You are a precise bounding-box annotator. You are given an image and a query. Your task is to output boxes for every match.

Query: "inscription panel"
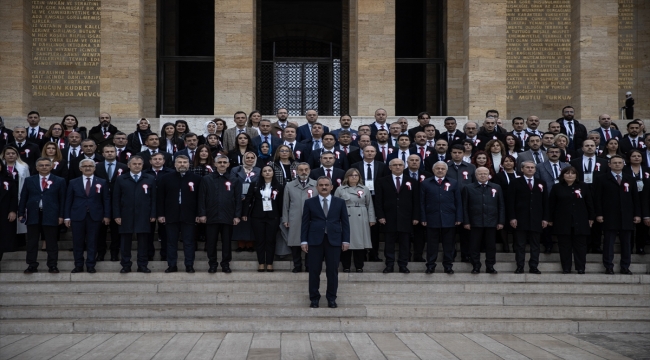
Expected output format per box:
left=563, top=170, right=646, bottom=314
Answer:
left=618, top=0, right=635, bottom=94
left=506, top=0, right=572, bottom=118
left=31, top=0, right=101, bottom=115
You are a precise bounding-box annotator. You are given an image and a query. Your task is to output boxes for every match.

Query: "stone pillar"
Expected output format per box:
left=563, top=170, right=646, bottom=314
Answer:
left=100, top=0, right=146, bottom=118
left=349, top=0, right=395, bottom=116
left=463, top=0, right=507, bottom=119
left=214, top=0, right=256, bottom=115
left=636, top=0, right=650, bottom=119
left=445, top=0, right=465, bottom=116
left=0, top=0, right=32, bottom=117
left=570, top=0, right=619, bottom=120
left=143, top=0, right=157, bottom=118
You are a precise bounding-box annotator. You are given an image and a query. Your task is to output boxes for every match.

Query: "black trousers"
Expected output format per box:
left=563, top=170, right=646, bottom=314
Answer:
left=557, top=231, right=587, bottom=271
left=252, top=217, right=279, bottom=265
left=97, top=219, right=120, bottom=257
left=469, top=227, right=496, bottom=269
left=589, top=221, right=603, bottom=251
left=120, top=233, right=149, bottom=268
left=206, top=223, right=232, bottom=267
left=411, top=224, right=425, bottom=260
left=166, top=222, right=196, bottom=267
left=603, top=230, right=632, bottom=270
left=71, top=214, right=101, bottom=268
left=148, top=221, right=167, bottom=259
left=291, top=246, right=307, bottom=268
left=514, top=230, right=541, bottom=269
left=26, top=212, right=58, bottom=268
left=426, top=227, right=456, bottom=270
left=368, top=221, right=381, bottom=259
left=307, top=235, right=340, bottom=302
left=542, top=226, right=553, bottom=250
left=341, top=249, right=365, bottom=269
left=457, top=225, right=470, bottom=258
left=384, top=231, right=410, bottom=268
left=634, top=222, right=648, bottom=251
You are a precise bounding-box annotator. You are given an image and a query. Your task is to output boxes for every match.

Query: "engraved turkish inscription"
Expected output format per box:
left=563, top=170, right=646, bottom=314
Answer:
left=31, top=0, right=101, bottom=98
left=506, top=0, right=572, bottom=113
left=618, top=0, right=634, bottom=91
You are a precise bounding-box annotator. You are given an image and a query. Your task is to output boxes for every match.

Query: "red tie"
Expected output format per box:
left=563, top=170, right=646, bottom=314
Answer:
left=604, top=129, right=610, bottom=141
left=437, top=178, right=442, bottom=185
left=85, top=177, right=91, bottom=196
left=527, top=178, right=533, bottom=191
left=41, top=177, right=47, bottom=190
left=8, top=166, right=13, bottom=174
left=420, top=147, right=425, bottom=158
left=117, top=149, right=121, bottom=158
left=395, top=176, right=401, bottom=193
left=381, top=146, right=387, bottom=161
left=326, top=169, right=331, bottom=179
left=344, top=146, right=348, bottom=154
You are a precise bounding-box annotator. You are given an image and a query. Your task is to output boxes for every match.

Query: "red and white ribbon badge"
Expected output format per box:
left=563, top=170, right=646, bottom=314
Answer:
left=566, top=154, right=571, bottom=161
left=357, top=190, right=364, bottom=198
left=493, top=136, right=497, bottom=140
left=624, top=183, right=629, bottom=192
left=575, top=189, right=582, bottom=198
left=419, top=175, right=425, bottom=183
left=292, top=169, right=297, bottom=178
left=538, top=183, right=544, bottom=192
left=46, top=180, right=52, bottom=189
left=95, top=184, right=102, bottom=193
left=206, top=165, right=213, bottom=173
left=352, top=133, right=357, bottom=140
left=645, top=172, right=650, bottom=179
left=335, top=151, right=340, bottom=159
left=225, top=181, right=231, bottom=191
left=444, top=182, right=451, bottom=191
left=595, top=163, right=601, bottom=171
left=117, top=168, right=123, bottom=176
left=3, top=181, right=8, bottom=190
left=425, top=151, right=431, bottom=157
left=126, top=152, right=132, bottom=159
left=491, top=188, right=497, bottom=197
left=276, top=130, right=282, bottom=138
left=337, top=178, right=342, bottom=185
left=405, top=182, right=412, bottom=190
left=24, top=149, right=30, bottom=158
left=272, top=190, right=278, bottom=200
left=59, top=140, right=65, bottom=149
left=474, top=139, right=481, bottom=145
left=188, top=182, right=194, bottom=191
left=104, top=132, right=111, bottom=139
left=307, top=189, right=313, bottom=198
left=295, top=150, right=301, bottom=158
left=53, top=161, right=59, bottom=169
left=462, top=171, right=468, bottom=180
left=2, top=133, right=6, bottom=140
left=388, top=148, right=394, bottom=154
left=38, top=132, right=43, bottom=139
left=142, top=184, right=149, bottom=194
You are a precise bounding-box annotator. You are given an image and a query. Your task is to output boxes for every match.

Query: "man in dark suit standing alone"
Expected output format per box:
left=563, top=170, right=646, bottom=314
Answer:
left=64, top=159, right=111, bottom=273
left=19, top=158, right=67, bottom=273
left=301, top=176, right=350, bottom=308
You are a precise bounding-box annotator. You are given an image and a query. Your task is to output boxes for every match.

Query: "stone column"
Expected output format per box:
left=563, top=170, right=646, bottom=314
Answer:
left=100, top=0, right=146, bottom=118
left=0, top=0, right=32, bottom=117
left=349, top=0, right=395, bottom=116
left=463, top=0, right=507, bottom=119
left=570, top=0, right=619, bottom=120
left=635, top=0, right=650, bottom=119
left=214, top=0, right=256, bottom=115
left=445, top=0, right=465, bottom=116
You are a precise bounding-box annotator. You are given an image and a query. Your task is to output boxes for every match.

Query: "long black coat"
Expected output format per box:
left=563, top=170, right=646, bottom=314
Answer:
left=594, top=173, right=641, bottom=231
left=570, top=157, right=609, bottom=190
left=243, top=180, right=284, bottom=219
left=374, top=175, right=420, bottom=233
left=506, top=177, right=549, bottom=232
left=88, top=124, right=119, bottom=153
left=548, top=182, right=594, bottom=235
left=198, top=172, right=242, bottom=224
left=112, top=173, right=157, bottom=234
left=156, top=171, right=202, bottom=224
left=462, top=182, right=505, bottom=227
left=0, top=177, right=18, bottom=252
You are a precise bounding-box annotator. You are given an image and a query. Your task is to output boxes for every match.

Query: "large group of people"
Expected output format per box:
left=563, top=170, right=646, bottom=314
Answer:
left=0, top=108, right=648, bottom=294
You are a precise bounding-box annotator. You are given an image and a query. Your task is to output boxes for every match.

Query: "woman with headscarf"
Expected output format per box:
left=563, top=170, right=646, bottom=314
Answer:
left=255, top=141, right=273, bottom=168
left=198, top=120, right=218, bottom=146
left=231, top=151, right=260, bottom=253
left=127, top=118, right=153, bottom=152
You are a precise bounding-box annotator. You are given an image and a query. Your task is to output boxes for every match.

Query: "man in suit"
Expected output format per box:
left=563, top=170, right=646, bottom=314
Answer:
left=157, top=155, right=202, bottom=273
left=113, top=155, right=157, bottom=273
left=301, top=176, right=350, bottom=308
left=68, top=139, right=105, bottom=180
left=525, top=115, right=544, bottom=137
left=594, top=155, right=640, bottom=274
left=18, top=158, right=66, bottom=273
left=282, top=163, right=317, bottom=272
left=281, top=125, right=310, bottom=162
left=25, top=111, right=46, bottom=147
left=330, top=114, right=357, bottom=140
left=424, top=138, right=450, bottom=170
left=619, top=121, right=645, bottom=155
left=64, top=159, right=111, bottom=273
left=309, top=151, right=345, bottom=191
left=112, top=132, right=135, bottom=164
left=375, top=129, right=394, bottom=163
left=61, top=131, right=83, bottom=168
left=300, top=122, right=326, bottom=152
left=173, top=133, right=199, bottom=163
left=252, top=119, right=283, bottom=154
left=507, top=161, right=549, bottom=274
left=9, top=126, right=40, bottom=174
left=445, top=144, right=477, bottom=261
left=592, top=114, right=622, bottom=148
left=375, top=158, right=420, bottom=273
left=144, top=152, right=175, bottom=261
left=95, top=144, right=129, bottom=261
left=557, top=106, right=588, bottom=151
left=420, top=161, right=463, bottom=274
left=270, top=108, right=299, bottom=138
left=540, top=132, right=556, bottom=152
left=463, top=122, right=482, bottom=150
left=347, top=135, right=383, bottom=165
left=410, top=132, right=435, bottom=160
left=307, top=133, right=348, bottom=170
left=478, top=117, right=506, bottom=145
left=386, top=135, right=419, bottom=168
left=462, top=167, right=505, bottom=274
left=222, top=111, right=259, bottom=151
left=404, top=155, right=433, bottom=262
left=334, top=130, right=358, bottom=158
left=296, top=109, right=330, bottom=142
left=87, top=112, right=119, bottom=154
left=369, top=108, right=390, bottom=141
left=422, top=124, right=439, bottom=149
left=408, top=112, right=431, bottom=141
left=517, top=134, right=548, bottom=168
left=437, top=117, right=465, bottom=146
left=508, top=117, right=529, bottom=150
left=387, top=123, right=403, bottom=148
left=137, top=133, right=173, bottom=170
left=644, top=133, right=650, bottom=168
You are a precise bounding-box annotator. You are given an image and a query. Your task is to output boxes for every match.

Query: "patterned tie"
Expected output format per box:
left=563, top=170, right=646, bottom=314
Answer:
left=326, top=169, right=331, bottom=179
left=395, top=176, right=401, bottom=193
left=85, top=177, right=91, bottom=196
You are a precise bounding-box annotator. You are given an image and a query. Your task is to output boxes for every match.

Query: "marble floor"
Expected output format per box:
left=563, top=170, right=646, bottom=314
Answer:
left=1, top=332, right=648, bottom=360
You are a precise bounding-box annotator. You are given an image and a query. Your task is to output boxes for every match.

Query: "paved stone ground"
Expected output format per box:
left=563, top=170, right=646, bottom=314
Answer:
left=1, top=332, right=647, bottom=359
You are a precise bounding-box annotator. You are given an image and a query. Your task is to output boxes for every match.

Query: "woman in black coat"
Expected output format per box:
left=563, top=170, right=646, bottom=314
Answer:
left=0, top=162, right=19, bottom=262
left=623, top=149, right=649, bottom=255
left=548, top=166, right=594, bottom=274
left=493, top=155, right=519, bottom=252
left=242, top=165, right=284, bottom=272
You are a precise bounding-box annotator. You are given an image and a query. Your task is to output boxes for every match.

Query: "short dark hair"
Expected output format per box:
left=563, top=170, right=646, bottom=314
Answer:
left=322, top=133, right=336, bottom=141
left=234, top=111, right=247, bottom=118
left=184, top=132, right=198, bottom=139
left=527, top=134, right=541, bottom=143
left=114, top=131, right=127, bottom=137
left=558, top=166, right=579, bottom=185
left=562, top=105, right=574, bottom=112
left=418, top=112, right=431, bottom=119
left=485, top=110, right=499, bottom=117
left=451, top=144, right=464, bottom=152
left=397, top=134, right=410, bottom=141
left=146, top=133, right=159, bottom=141
left=444, top=117, right=456, bottom=123
left=627, top=121, right=640, bottom=129
left=512, top=117, right=524, bottom=124
left=608, top=154, right=624, bottom=162
left=28, top=110, right=40, bottom=117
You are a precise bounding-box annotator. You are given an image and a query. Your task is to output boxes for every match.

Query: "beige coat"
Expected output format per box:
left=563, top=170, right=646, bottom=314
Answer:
left=281, top=178, right=318, bottom=246
left=334, top=185, right=375, bottom=249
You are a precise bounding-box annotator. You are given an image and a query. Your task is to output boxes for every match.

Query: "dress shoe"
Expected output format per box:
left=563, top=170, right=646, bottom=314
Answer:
left=471, top=267, right=480, bottom=274
left=258, top=264, right=265, bottom=272
left=292, top=266, right=302, bottom=273
left=222, top=266, right=232, bottom=273
left=620, top=268, right=633, bottom=275
left=120, top=267, right=131, bottom=273
left=235, top=246, right=244, bottom=252
left=87, top=267, right=96, bottom=273
left=605, top=268, right=615, bottom=275
left=343, top=268, right=350, bottom=273
left=486, top=267, right=498, bottom=274
left=137, top=267, right=151, bottom=273
left=398, top=267, right=410, bottom=274
left=638, top=249, right=646, bottom=255
left=24, top=266, right=38, bottom=274
left=266, top=265, right=274, bottom=272
left=71, top=267, right=84, bottom=273
left=110, top=256, right=119, bottom=262
left=327, top=301, right=338, bottom=308
left=425, top=267, right=435, bottom=274
left=577, top=270, right=585, bottom=274
left=310, top=301, right=319, bottom=308
left=529, top=268, right=541, bottom=274
left=165, top=266, right=178, bottom=273
left=186, top=266, right=195, bottom=273
left=514, top=267, right=524, bottom=274
left=48, top=267, right=60, bottom=274
left=356, top=268, right=363, bottom=273
left=208, top=266, right=218, bottom=273
left=382, top=266, right=394, bottom=273
left=562, top=270, right=571, bottom=274
left=444, top=268, right=454, bottom=274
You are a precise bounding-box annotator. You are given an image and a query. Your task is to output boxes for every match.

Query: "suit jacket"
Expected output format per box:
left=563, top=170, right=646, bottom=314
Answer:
left=619, top=135, right=646, bottom=156
left=478, top=129, right=506, bottom=146
left=282, top=141, right=310, bottom=162
left=64, top=176, right=111, bottom=222
left=173, top=148, right=199, bottom=163
left=594, top=172, right=640, bottom=231
left=300, top=196, right=350, bottom=246
left=0, top=127, right=15, bottom=150
left=537, top=161, right=569, bottom=192
left=25, top=126, right=46, bottom=146
left=351, top=160, right=389, bottom=185
left=50, top=158, right=69, bottom=180
left=556, top=119, right=588, bottom=151
left=506, top=177, right=549, bottom=232
left=423, top=152, right=450, bottom=172
left=88, top=124, right=119, bottom=153
left=516, top=149, right=549, bottom=169
left=548, top=181, right=594, bottom=235
left=137, top=149, right=173, bottom=169
left=296, top=123, right=330, bottom=143
left=94, top=161, right=129, bottom=192
left=309, top=167, right=345, bottom=191
left=437, top=130, right=466, bottom=146
left=462, top=182, right=505, bottom=227
left=18, top=174, right=67, bottom=226
left=330, top=128, right=358, bottom=141
left=9, top=142, right=40, bottom=174
left=387, top=149, right=423, bottom=168
left=144, top=167, right=174, bottom=181
left=347, top=148, right=384, bottom=166
left=569, top=157, right=609, bottom=189
left=252, top=135, right=283, bottom=155
left=112, top=173, right=157, bottom=233
left=593, top=127, right=622, bottom=148
left=156, top=171, right=202, bottom=223
left=114, top=147, right=136, bottom=164
left=197, top=172, right=242, bottom=224
left=222, top=127, right=259, bottom=152
left=68, top=154, right=105, bottom=180
left=307, top=148, right=348, bottom=170
left=369, top=122, right=391, bottom=141
left=403, top=169, right=433, bottom=183
left=374, top=175, right=420, bottom=233
left=409, top=126, right=439, bottom=141
left=419, top=176, right=463, bottom=228
left=444, top=161, right=476, bottom=188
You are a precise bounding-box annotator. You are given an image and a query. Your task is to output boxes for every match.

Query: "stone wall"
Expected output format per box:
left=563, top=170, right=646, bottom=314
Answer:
left=0, top=0, right=32, bottom=117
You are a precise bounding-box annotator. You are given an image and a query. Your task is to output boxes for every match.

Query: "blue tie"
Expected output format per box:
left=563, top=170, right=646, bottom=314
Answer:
left=134, top=174, right=139, bottom=182
left=107, top=163, right=114, bottom=179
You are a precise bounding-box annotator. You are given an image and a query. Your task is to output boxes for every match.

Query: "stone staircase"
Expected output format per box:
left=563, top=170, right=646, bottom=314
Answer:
left=1, top=241, right=649, bottom=335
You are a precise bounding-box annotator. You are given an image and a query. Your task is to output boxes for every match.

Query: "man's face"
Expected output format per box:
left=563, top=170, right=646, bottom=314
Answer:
left=146, top=136, right=160, bottom=148
left=305, top=110, right=318, bottom=124
left=484, top=118, right=496, bottom=132
left=444, top=120, right=456, bottom=132
left=276, top=109, right=288, bottom=121
left=113, top=134, right=127, bottom=147
left=68, top=132, right=81, bottom=146
left=321, top=154, right=335, bottom=167
left=609, top=157, right=624, bottom=172
left=358, top=136, right=371, bottom=149
left=317, top=179, right=333, bottom=197
left=259, top=122, right=272, bottom=135
left=563, top=108, right=574, bottom=120
left=418, top=114, right=430, bottom=126
left=311, top=125, right=323, bottom=137
left=397, top=119, right=408, bottom=132
left=358, top=126, right=371, bottom=136
left=82, top=142, right=96, bottom=155
left=99, top=113, right=111, bottom=127
left=475, top=167, right=490, bottom=183
left=582, top=140, right=596, bottom=156
left=13, top=128, right=26, bottom=142
left=283, top=128, right=296, bottom=141
left=389, top=124, right=401, bottom=137
left=27, top=113, right=40, bottom=127
left=424, top=127, right=436, bottom=139
left=150, top=154, right=165, bottom=168
left=375, top=110, right=387, bottom=124
left=103, top=147, right=117, bottom=161
left=389, top=160, right=404, bottom=175
left=376, top=131, right=388, bottom=143
left=513, top=119, right=525, bottom=132
left=128, top=159, right=143, bottom=173
left=214, top=157, right=229, bottom=173
left=542, top=134, right=555, bottom=147
left=185, top=136, right=198, bottom=150
left=414, top=133, right=427, bottom=146
left=451, top=149, right=464, bottom=162
left=322, top=136, right=336, bottom=149
left=433, top=163, right=447, bottom=178
left=627, top=124, right=640, bottom=137
left=175, top=158, right=189, bottom=173
left=465, top=123, right=478, bottom=137
left=340, top=116, right=352, bottom=128
left=528, top=137, right=541, bottom=150
left=407, top=155, right=421, bottom=170
left=363, top=146, right=377, bottom=160
left=599, top=115, right=611, bottom=128
left=338, top=134, right=351, bottom=146
left=588, top=133, right=600, bottom=145
left=522, top=163, right=536, bottom=177
left=435, top=140, right=448, bottom=154
left=297, top=165, right=310, bottom=179
left=547, top=147, right=560, bottom=161
left=80, top=162, right=96, bottom=176
left=548, top=122, right=561, bottom=134
left=527, top=116, right=540, bottom=129
left=36, top=160, right=52, bottom=176
left=397, top=137, right=410, bottom=149
left=234, top=113, right=247, bottom=127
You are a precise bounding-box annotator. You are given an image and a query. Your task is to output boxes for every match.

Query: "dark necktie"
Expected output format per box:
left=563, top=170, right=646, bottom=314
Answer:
left=30, top=128, right=36, bottom=138
left=401, top=151, right=406, bottom=163
left=107, top=163, right=114, bottom=179
left=439, top=154, right=444, bottom=161
left=264, top=136, right=268, bottom=143
left=587, top=157, right=593, bottom=173
left=448, top=134, right=453, bottom=143
left=85, top=177, right=91, bottom=196
left=567, top=122, right=574, bottom=136
left=616, top=174, right=621, bottom=185
left=411, top=172, right=417, bottom=179
left=190, top=150, right=195, bottom=161
left=527, top=178, right=533, bottom=191
left=437, top=178, right=442, bottom=185
left=553, top=163, right=559, bottom=179
left=367, top=164, right=373, bottom=180
left=533, top=152, right=541, bottom=164
left=326, top=169, right=331, bottom=179
left=395, top=176, right=401, bottom=193
left=632, top=139, right=637, bottom=148
left=134, top=174, right=139, bottom=182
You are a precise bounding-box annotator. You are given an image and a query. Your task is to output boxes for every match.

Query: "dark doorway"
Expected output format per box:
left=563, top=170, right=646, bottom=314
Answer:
left=157, top=0, right=215, bottom=115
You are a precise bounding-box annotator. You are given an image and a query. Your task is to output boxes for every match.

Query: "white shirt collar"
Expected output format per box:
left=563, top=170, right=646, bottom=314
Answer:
left=318, top=194, right=331, bottom=202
